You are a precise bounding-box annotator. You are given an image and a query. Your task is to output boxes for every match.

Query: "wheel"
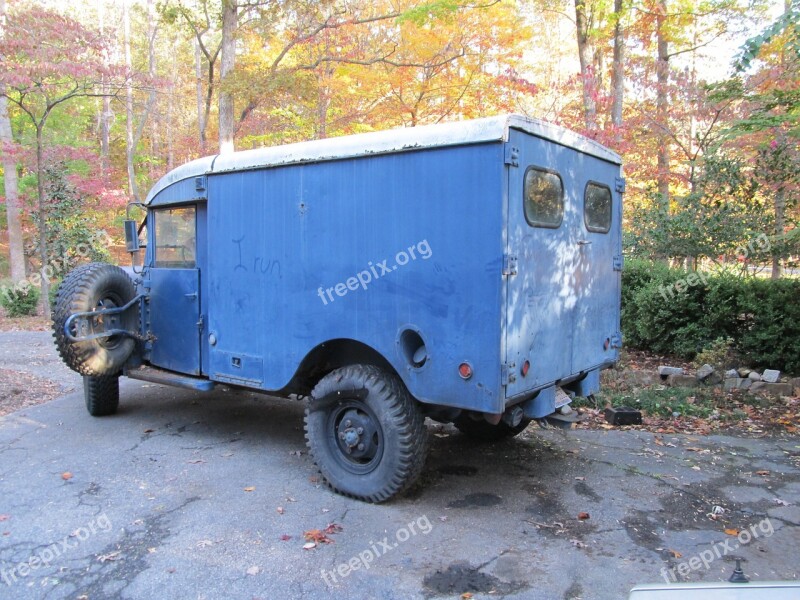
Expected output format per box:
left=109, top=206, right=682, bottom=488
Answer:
left=83, top=375, right=120, bottom=416
left=453, top=414, right=532, bottom=441
left=52, top=263, right=137, bottom=377
left=304, top=365, right=429, bottom=503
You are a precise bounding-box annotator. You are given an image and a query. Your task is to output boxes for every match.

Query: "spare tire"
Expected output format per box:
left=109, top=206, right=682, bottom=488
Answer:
left=52, top=262, right=138, bottom=377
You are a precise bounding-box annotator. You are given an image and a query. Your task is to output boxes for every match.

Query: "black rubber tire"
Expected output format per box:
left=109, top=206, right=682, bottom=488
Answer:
left=52, top=263, right=137, bottom=377
left=305, top=365, right=429, bottom=503
left=453, top=414, right=532, bottom=441
left=83, top=375, right=120, bottom=417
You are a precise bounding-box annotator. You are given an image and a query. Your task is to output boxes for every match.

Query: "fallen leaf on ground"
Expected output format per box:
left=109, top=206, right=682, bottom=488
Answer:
left=62, top=472, right=73, bottom=481
left=246, top=566, right=260, bottom=576
left=668, top=549, right=682, bottom=558
left=187, top=460, right=205, bottom=464
left=98, top=551, right=121, bottom=563
left=461, top=593, right=474, bottom=599
left=724, top=528, right=739, bottom=536
left=277, top=507, right=284, bottom=514
left=143, top=429, right=154, bottom=433
left=755, top=470, right=770, bottom=476
left=685, top=447, right=703, bottom=452
left=571, top=539, right=588, bottom=549
left=280, top=534, right=291, bottom=541
left=575, top=477, right=585, bottom=481
left=0, top=515, right=8, bottom=522
left=303, top=542, right=317, bottom=550
left=243, top=486, right=256, bottom=492
left=577, top=512, right=590, bottom=520
left=304, top=529, right=334, bottom=544
left=324, top=523, right=343, bottom=534
left=196, top=540, right=213, bottom=548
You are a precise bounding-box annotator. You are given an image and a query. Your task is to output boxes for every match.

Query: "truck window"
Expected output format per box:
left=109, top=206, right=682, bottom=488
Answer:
left=523, top=167, right=563, bottom=228
left=154, top=206, right=196, bottom=268
left=584, top=182, right=612, bottom=233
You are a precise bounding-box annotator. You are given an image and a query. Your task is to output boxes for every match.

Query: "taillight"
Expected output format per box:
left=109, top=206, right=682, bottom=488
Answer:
left=458, top=362, right=473, bottom=379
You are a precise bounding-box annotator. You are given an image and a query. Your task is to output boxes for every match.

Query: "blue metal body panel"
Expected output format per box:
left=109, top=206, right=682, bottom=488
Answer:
left=139, top=115, right=622, bottom=415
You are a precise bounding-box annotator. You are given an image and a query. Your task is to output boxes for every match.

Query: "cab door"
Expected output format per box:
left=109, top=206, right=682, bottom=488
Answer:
left=146, top=205, right=202, bottom=375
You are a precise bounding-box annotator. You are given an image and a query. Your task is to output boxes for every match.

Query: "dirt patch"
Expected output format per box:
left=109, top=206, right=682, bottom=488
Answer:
left=0, top=310, right=50, bottom=332
left=0, top=367, right=62, bottom=416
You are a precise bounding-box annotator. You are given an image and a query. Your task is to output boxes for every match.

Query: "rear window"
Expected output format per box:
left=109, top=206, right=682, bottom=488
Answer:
left=584, top=182, right=612, bottom=233
left=524, top=167, right=563, bottom=228
left=154, top=206, right=196, bottom=268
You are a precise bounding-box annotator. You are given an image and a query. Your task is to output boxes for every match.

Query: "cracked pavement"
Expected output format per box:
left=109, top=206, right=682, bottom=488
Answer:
left=0, top=332, right=798, bottom=599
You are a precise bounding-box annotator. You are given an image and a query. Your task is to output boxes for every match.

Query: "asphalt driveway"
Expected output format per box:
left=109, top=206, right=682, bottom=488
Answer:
left=0, top=332, right=798, bottom=599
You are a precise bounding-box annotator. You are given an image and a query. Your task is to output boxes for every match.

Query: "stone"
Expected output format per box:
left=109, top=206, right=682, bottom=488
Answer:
left=705, top=371, right=723, bottom=386
left=748, top=371, right=762, bottom=381
left=724, top=378, right=743, bottom=392
left=725, top=369, right=739, bottom=379
left=666, top=374, right=698, bottom=388
left=762, top=369, right=781, bottom=383
left=658, top=366, right=684, bottom=378
left=696, top=364, right=715, bottom=380
left=739, top=378, right=753, bottom=390
left=749, top=382, right=793, bottom=397
left=791, top=377, right=800, bottom=395
left=737, top=367, right=752, bottom=377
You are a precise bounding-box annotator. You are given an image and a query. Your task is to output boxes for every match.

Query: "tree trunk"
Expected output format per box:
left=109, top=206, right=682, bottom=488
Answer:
left=610, top=0, right=624, bottom=133
left=574, top=0, right=597, bottom=130
left=0, top=0, right=24, bottom=281
left=0, top=95, right=24, bottom=281
left=195, top=39, right=206, bottom=153
left=123, top=0, right=139, bottom=201
left=35, top=124, right=50, bottom=320
left=656, top=0, right=670, bottom=211
left=219, top=0, right=237, bottom=154
left=98, top=0, right=111, bottom=175
left=772, top=187, right=785, bottom=279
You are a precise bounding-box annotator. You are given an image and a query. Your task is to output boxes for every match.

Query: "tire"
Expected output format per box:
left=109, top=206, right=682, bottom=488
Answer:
left=84, top=375, right=120, bottom=416
left=305, top=365, right=429, bottom=503
left=454, top=414, right=532, bottom=441
left=52, top=263, right=137, bottom=377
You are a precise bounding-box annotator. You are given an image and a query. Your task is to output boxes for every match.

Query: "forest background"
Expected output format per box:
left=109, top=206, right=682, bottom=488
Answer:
left=0, top=0, right=797, bottom=330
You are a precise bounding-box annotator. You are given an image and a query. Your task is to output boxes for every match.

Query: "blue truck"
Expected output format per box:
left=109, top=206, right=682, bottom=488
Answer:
left=53, top=114, right=623, bottom=502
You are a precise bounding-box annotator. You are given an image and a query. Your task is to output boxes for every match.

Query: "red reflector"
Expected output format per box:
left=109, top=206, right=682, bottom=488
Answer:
left=458, top=362, right=473, bottom=379
left=521, top=360, right=530, bottom=377
left=604, top=338, right=610, bottom=350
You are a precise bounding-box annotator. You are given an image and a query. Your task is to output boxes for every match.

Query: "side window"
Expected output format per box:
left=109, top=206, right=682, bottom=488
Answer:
left=584, top=182, right=612, bottom=233
left=524, top=167, right=563, bottom=228
left=154, top=207, right=196, bottom=268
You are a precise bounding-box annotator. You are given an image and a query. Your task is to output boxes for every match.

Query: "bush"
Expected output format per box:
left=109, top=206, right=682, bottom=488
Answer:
left=622, top=261, right=800, bottom=373
left=0, top=281, right=41, bottom=317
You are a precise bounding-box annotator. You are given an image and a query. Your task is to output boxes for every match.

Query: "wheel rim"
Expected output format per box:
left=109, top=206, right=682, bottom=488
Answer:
left=326, top=400, right=383, bottom=474
left=93, top=293, right=124, bottom=349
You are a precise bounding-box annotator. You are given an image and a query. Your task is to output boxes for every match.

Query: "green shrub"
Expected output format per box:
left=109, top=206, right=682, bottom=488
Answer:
left=0, top=281, right=41, bottom=317
left=621, top=261, right=800, bottom=373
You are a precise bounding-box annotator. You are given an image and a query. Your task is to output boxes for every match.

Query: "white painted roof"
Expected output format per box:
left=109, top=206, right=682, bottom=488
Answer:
left=145, top=114, right=621, bottom=204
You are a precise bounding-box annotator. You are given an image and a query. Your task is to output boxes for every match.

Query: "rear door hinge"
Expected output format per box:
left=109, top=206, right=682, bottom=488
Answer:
left=503, top=254, right=518, bottom=276
left=197, top=314, right=204, bottom=331
left=615, top=176, right=626, bottom=194
left=501, top=363, right=516, bottom=386
left=504, top=145, right=520, bottom=167
left=613, top=254, right=623, bottom=271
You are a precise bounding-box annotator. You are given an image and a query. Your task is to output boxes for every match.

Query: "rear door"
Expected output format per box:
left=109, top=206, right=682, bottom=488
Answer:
left=504, top=128, right=621, bottom=399
left=504, top=129, right=579, bottom=397
left=146, top=205, right=202, bottom=375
